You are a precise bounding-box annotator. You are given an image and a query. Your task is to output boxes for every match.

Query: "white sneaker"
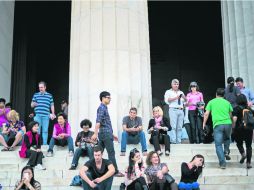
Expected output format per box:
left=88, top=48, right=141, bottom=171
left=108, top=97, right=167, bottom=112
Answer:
left=35, top=164, right=46, bottom=170
left=165, top=150, right=170, bottom=156
left=46, top=152, right=53, bottom=157
left=69, top=151, right=74, bottom=157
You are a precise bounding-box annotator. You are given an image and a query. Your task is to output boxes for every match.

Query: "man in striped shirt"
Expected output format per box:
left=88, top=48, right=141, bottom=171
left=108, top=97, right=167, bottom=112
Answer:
left=31, top=81, right=56, bottom=145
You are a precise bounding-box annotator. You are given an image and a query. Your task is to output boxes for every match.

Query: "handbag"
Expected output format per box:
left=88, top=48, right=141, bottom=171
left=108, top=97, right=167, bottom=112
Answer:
left=164, top=173, right=175, bottom=184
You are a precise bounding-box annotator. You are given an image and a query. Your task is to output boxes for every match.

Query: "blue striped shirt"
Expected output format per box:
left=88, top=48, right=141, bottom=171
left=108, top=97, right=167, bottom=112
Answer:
left=32, top=92, right=54, bottom=116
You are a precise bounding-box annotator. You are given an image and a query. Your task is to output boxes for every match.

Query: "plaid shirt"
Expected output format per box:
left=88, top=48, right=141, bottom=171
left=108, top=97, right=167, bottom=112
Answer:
left=96, top=103, right=113, bottom=134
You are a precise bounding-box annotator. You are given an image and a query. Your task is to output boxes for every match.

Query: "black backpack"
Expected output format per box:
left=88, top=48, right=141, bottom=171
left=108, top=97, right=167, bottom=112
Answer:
left=242, top=108, right=254, bottom=130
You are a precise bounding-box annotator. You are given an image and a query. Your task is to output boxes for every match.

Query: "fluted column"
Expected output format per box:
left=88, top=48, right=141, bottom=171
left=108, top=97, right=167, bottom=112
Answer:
left=69, top=0, right=152, bottom=138
left=221, top=1, right=254, bottom=88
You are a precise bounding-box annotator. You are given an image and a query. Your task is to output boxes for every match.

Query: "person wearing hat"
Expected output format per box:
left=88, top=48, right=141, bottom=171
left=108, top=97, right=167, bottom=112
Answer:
left=69, top=119, right=97, bottom=170
left=164, top=79, right=186, bottom=144
left=186, top=81, right=204, bottom=144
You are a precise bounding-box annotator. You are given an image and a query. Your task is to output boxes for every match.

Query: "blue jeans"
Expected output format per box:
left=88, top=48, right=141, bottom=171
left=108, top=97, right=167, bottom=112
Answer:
left=213, top=124, right=232, bottom=166
left=82, top=172, right=113, bottom=190
left=169, top=108, right=184, bottom=144
left=121, top=131, right=147, bottom=152
left=71, top=147, right=93, bottom=166
left=34, top=115, right=50, bottom=145
left=48, top=136, right=74, bottom=153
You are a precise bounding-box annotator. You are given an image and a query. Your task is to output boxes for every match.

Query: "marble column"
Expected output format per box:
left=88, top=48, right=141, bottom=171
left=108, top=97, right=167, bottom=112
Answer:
left=221, top=1, right=254, bottom=89
left=69, top=0, right=152, bottom=138
left=0, top=1, right=14, bottom=101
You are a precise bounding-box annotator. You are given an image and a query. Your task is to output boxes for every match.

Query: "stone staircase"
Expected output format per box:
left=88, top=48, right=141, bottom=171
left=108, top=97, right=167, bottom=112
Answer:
left=0, top=143, right=254, bottom=190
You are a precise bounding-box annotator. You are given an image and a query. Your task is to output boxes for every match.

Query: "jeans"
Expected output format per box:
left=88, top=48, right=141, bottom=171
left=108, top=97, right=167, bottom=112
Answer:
left=98, top=132, right=118, bottom=173
left=48, top=136, right=74, bottom=153
left=188, top=110, right=203, bottom=143
left=71, top=146, right=93, bottom=166
left=34, top=115, right=50, bottom=145
left=168, top=108, right=184, bottom=144
left=121, top=131, right=147, bottom=152
left=26, top=149, right=43, bottom=167
left=82, top=172, right=113, bottom=190
left=213, top=124, right=232, bottom=166
left=235, top=128, right=253, bottom=163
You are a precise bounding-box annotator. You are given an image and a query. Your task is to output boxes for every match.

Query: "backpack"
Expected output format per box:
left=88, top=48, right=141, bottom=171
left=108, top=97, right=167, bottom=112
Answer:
left=70, top=175, right=82, bottom=186
left=242, top=108, right=254, bottom=130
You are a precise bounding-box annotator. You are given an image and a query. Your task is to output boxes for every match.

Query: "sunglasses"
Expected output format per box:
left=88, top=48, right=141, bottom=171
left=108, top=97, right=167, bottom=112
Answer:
left=190, top=85, right=197, bottom=87
left=105, top=96, right=111, bottom=99
left=130, top=148, right=138, bottom=154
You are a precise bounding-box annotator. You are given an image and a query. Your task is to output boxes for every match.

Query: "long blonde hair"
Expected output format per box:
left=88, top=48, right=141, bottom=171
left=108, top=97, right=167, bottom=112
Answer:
left=152, top=106, right=163, bottom=117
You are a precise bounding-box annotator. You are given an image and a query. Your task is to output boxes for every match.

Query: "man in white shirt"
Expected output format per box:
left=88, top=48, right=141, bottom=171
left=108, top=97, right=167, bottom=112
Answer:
left=164, top=79, right=186, bottom=144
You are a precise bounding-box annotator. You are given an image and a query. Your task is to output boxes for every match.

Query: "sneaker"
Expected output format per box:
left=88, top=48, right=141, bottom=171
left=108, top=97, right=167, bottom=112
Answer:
left=114, top=171, right=124, bottom=177
left=69, top=165, right=77, bottom=170
left=34, top=164, right=46, bottom=170
left=240, top=154, right=246, bottom=164
left=157, top=151, right=163, bottom=156
left=165, top=150, right=170, bottom=156
left=8, top=147, right=14, bottom=151
left=120, top=152, right=126, bottom=156
left=69, top=151, right=74, bottom=157
left=46, top=151, right=53, bottom=157
left=247, top=163, right=252, bottom=169
left=225, top=154, right=231, bottom=160
left=142, top=151, right=148, bottom=156
left=220, top=164, right=226, bottom=169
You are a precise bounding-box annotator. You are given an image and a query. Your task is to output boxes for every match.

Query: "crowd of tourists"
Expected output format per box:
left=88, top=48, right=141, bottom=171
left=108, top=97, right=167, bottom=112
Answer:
left=0, top=76, right=253, bottom=190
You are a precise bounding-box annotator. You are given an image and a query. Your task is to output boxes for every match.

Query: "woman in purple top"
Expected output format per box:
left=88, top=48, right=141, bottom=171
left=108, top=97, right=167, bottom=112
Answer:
left=0, top=110, right=26, bottom=151
left=186, top=82, right=204, bottom=144
left=0, top=98, right=10, bottom=128
left=46, top=112, right=74, bottom=157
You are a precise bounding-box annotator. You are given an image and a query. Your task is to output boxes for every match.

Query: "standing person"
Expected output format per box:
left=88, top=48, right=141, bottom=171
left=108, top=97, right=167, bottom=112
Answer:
left=61, top=100, right=68, bottom=117
left=186, top=82, right=204, bottom=144
left=79, top=145, right=115, bottom=190
left=120, top=107, right=147, bottom=156
left=235, top=77, right=254, bottom=107
left=232, top=94, right=253, bottom=169
left=19, top=121, right=46, bottom=170
left=203, top=88, right=233, bottom=169
left=164, top=79, right=186, bottom=144
left=15, top=166, right=41, bottom=190
left=31, top=81, right=56, bottom=145
left=0, top=98, right=10, bottom=128
left=124, top=148, right=148, bottom=190
left=224, top=77, right=241, bottom=108
left=148, top=106, right=171, bottom=156
left=145, top=151, right=178, bottom=190
left=46, top=113, right=74, bottom=157
left=91, top=91, right=124, bottom=177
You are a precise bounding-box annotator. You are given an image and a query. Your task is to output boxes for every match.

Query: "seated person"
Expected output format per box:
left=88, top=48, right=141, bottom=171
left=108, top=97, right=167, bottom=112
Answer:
left=69, top=119, right=97, bottom=170
left=144, top=151, right=178, bottom=190
left=124, top=148, right=148, bottom=190
left=46, top=113, right=74, bottom=157
left=0, top=110, right=26, bottom=151
left=19, top=121, right=46, bottom=170
left=15, top=165, right=41, bottom=190
left=0, top=98, right=10, bottom=128
left=179, top=154, right=204, bottom=190
left=79, top=145, right=115, bottom=190
left=148, top=106, right=171, bottom=156
left=120, top=107, right=147, bottom=156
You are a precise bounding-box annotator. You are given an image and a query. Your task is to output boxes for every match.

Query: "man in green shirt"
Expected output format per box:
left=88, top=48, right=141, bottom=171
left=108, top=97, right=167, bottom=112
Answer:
left=203, top=88, right=233, bottom=169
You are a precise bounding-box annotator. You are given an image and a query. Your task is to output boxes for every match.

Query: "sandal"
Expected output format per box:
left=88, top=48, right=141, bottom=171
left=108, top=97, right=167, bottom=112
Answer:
left=1, top=147, right=9, bottom=151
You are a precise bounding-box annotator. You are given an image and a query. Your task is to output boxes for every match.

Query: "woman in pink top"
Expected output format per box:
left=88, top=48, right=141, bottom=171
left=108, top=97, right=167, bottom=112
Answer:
left=186, top=82, right=204, bottom=144
left=46, top=112, right=74, bottom=157
left=0, top=98, right=10, bottom=128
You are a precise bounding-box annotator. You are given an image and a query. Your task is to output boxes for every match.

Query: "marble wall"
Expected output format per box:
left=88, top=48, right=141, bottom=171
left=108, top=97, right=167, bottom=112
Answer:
left=0, top=1, right=14, bottom=101
left=221, top=1, right=254, bottom=89
left=69, top=0, right=152, bottom=138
